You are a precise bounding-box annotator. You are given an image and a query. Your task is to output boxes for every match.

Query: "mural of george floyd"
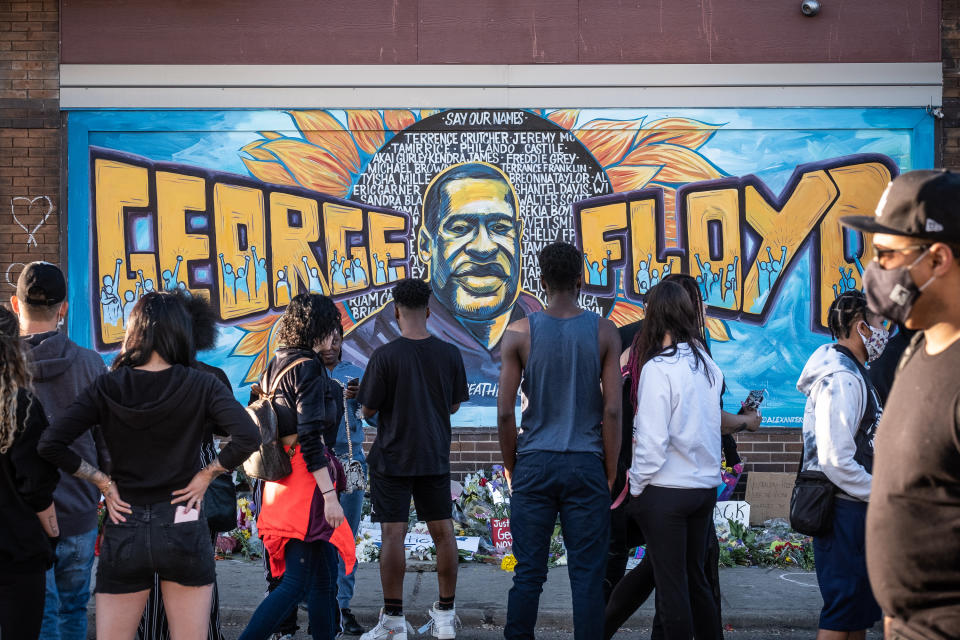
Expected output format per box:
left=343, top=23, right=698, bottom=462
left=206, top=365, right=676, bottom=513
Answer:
left=66, top=106, right=930, bottom=428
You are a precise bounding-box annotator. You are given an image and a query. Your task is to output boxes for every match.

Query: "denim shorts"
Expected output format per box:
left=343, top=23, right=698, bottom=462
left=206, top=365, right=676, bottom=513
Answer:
left=96, top=500, right=216, bottom=594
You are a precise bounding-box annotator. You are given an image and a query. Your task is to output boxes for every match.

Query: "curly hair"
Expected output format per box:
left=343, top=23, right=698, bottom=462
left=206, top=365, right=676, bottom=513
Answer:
left=392, top=278, right=431, bottom=309
left=0, top=306, right=32, bottom=454
left=112, top=292, right=193, bottom=370
left=173, top=291, right=219, bottom=353
left=828, top=290, right=868, bottom=340
left=275, top=294, right=342, bottom=349
left=538, top=241, right=582, bottom=292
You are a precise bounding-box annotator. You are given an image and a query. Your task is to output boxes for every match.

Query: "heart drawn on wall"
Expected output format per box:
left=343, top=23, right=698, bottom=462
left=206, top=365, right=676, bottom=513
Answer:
left=11, top=195, right=54, bottom=248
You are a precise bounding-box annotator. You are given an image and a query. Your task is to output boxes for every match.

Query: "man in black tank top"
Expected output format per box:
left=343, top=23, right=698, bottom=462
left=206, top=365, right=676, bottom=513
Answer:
left=498, top=242, right=622, bottom=640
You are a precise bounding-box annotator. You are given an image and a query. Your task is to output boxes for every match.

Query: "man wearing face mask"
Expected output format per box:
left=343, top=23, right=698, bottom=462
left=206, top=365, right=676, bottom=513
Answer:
left=796, top=290, right=886, bottom=639
left=841, top=169, right=960, bottom=640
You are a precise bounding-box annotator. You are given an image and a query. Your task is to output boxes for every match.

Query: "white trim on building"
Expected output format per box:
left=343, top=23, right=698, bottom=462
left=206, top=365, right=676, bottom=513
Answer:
left=60, top=63, right=942, bottom=109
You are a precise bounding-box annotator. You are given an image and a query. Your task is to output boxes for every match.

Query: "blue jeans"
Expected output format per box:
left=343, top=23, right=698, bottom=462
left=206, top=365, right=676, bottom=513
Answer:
left=337, top=488, right=365, bottom=609
left=40, top=527, right=98, bottom=640
left=505, top=451, right=610, bottom=640
left=239, top=539, right=339, bottom=640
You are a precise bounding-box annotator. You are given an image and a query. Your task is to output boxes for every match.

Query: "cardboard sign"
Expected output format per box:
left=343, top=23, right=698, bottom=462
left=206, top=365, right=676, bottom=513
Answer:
left=714, top=501, right=751, bottom=528
left=491, top=518, right=513, bottom=551
left=357, top=526, right=480, bottom=553
left=744, top=472, right=795, bottom=525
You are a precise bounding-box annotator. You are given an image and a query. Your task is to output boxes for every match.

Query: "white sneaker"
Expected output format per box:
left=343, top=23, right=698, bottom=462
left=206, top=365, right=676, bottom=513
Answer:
left=359, top=609, right=410, bottom=640
left=424, top=602, right=458, bottom=639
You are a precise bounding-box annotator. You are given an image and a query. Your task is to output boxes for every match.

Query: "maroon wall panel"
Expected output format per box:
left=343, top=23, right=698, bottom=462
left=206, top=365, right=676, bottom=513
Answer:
left=578, top=0, right=940, bottom=64
left=416, top=0, right=580, bottom=63
left=62, top=0, right=940, bottom=65
left=61, top=0, right=421, bottom=64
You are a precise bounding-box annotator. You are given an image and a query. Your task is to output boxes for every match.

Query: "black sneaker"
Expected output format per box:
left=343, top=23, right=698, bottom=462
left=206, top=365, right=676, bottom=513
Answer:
left=340, top=608, right=365, bottom=635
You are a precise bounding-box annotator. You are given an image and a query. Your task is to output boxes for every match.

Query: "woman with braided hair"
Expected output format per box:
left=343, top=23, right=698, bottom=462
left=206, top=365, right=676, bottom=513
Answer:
left=796, top=290, right=886, bottom=639
left=0, top=305, right=60, bottom=639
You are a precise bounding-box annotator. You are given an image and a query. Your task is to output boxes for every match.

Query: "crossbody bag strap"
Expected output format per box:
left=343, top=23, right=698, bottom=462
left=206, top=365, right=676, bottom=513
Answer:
left=263, top=357, right=313, bottom=397
left=343, top=383, right=354, bottom=460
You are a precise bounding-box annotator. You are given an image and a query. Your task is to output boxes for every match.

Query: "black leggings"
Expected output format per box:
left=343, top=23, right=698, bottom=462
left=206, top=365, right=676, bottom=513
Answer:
left=0, top=567, right=45, bottom=640
left=605, top=487, right=722, bottom=640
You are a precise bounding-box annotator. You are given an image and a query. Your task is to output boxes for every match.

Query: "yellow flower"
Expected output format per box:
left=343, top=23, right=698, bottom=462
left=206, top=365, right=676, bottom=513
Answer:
left=500, top=554, right=518, bottom=572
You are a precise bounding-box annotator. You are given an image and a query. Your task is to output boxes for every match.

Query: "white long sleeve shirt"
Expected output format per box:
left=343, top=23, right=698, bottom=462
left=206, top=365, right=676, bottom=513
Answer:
left=797, top=344, right=875, bottom=502
left=629, top=343, right=723, bottom=495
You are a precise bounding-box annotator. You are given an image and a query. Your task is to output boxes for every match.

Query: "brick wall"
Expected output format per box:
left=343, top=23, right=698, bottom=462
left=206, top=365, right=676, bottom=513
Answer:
left=0, top=1, right=61, bottom=294
left=366, top=427, right=803, bottom=482
left=943, top=0, right=960, bottom=170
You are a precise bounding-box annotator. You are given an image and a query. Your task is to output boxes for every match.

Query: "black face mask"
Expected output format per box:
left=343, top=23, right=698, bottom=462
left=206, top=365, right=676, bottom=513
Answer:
left=862, top=249, right=935, bottom=326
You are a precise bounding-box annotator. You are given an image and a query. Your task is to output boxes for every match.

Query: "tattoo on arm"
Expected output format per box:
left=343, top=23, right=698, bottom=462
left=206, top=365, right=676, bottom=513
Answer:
left=203, top=459, right=227, bottom=477
left=73, top=460, right=107, bottom=488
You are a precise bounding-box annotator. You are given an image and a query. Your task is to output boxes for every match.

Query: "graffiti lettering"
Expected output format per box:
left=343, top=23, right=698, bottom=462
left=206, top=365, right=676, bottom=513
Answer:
left=91, top=148, right=410, bottom=347
left=575, top=155, right=895, bottom=330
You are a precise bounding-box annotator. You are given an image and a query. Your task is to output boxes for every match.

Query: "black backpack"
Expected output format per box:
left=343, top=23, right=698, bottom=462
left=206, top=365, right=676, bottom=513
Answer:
left=242, top=358, right=311, bottom=481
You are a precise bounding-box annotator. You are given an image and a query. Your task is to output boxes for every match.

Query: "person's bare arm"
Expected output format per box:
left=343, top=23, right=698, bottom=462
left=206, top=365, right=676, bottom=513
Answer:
left=720, top=408, right=761, bottom=435
left=360, top=405, right=377, bottom=419
left=36, top=502, right=58, bottom=538
left=497, top=320, right=528, bottom=479
left=598, top=318, right=622, bottom=490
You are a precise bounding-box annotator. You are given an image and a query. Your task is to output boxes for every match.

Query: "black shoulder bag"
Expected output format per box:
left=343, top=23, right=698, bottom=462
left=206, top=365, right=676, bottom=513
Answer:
left=789, top=446, right=836, bottom=536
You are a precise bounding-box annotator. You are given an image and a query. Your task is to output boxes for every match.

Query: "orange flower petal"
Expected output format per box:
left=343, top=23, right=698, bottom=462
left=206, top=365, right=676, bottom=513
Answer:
left=622, top=144, right=723, bottom=183
left=705, top=316, right=732, bottom=342
left=241, top=140, right=278, bottom=161
left=605, top=165, right=661, bottom=193
left=261, top=138, right=352, bottom=197
left=547, top=109, right=580, bottom=130
left=609, top=300, right=645, bottom=326
left=346, top=110, right=386, bottom=154
left=288, top=111, right=362, bottom=174
left=575, top=119, right=641, bottom=168
left=636, top=118, right=721, bottom=150
left=241, top=157, right=299, bottom=187
left=244, top=350, right=269, bottom=385
left=337, top=302, right=356, bottom=333
left=383, top=110, right=417, bottom=133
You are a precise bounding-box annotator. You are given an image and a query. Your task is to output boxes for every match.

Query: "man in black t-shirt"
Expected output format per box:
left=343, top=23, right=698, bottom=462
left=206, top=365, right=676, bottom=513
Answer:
left=357, top=278, right=469, bottom=640
left=842, top=170, right=960, bottom=640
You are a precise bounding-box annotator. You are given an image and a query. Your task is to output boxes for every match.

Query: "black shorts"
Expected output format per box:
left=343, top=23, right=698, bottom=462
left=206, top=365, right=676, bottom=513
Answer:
left=370, top=470, right=452, bottom=523
left=96, top=501, right=216, bottom=594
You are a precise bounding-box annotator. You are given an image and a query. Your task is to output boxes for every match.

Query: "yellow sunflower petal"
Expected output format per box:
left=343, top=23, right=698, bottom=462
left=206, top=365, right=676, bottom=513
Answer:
left=605, top=165, right=662, bottom=193
left=241, top=157, right=299, bottom=187
left=383, top=110, right=417, bottom=133
left=346, top=110, right=386, bottom=154
left=260, top=138, right=352, bottom=197
left=547, top=109, right=580, bottom=130
left=636, top=118, right=721, bottom=150
left=258, top=131, right=284, bottom=140
left=705, top=316, right=732, bottom=342
left=575, top=119, right=641, bottom=168
left=288, top=111, right=362, bottom=174
left=622, top=144, right=723, bottom=183
left=244, top=350, right=269, bottom=385
left=419, top=110, right=439, bottom=119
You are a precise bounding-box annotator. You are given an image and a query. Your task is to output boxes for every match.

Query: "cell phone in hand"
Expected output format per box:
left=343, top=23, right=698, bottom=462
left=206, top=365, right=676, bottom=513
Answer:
left=740, top=389, right=766, bottom=412
left=348, top=378, right=360, bottom=387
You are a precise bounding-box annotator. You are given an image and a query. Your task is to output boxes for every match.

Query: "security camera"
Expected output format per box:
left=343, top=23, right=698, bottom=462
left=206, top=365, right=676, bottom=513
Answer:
left=801, top=0, right=821, bottom=16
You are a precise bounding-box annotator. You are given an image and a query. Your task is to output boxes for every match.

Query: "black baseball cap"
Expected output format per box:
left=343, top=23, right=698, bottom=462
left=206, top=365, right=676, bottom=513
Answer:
left=17, top=261, right=66, bottom=306
left=840, top=169, right=960, bottom=243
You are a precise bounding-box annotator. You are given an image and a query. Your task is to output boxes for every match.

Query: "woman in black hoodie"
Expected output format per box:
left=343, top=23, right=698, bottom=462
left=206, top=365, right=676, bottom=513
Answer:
left=0, top=306, right=60, bottom=640
left=38, top=292, right=260, bottom=640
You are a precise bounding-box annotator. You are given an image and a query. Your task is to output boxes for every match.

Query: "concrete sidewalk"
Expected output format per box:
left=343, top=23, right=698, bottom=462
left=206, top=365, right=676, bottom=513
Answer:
left=211, top=559, right=826, bottom=631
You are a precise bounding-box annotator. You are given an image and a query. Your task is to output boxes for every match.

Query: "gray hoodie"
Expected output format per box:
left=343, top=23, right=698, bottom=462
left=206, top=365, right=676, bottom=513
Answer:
left=25, top=331, right=108, bottom=537
left=796, top=343, right=874, bottom=502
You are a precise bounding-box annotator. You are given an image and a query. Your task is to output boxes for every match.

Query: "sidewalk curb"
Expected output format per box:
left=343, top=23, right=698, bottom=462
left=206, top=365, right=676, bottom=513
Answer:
left=216, top=606, right=820, bottom=631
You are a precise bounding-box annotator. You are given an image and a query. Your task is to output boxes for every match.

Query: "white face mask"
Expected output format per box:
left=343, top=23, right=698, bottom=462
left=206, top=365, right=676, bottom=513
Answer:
left=858, top=322, right=890, bottom=363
